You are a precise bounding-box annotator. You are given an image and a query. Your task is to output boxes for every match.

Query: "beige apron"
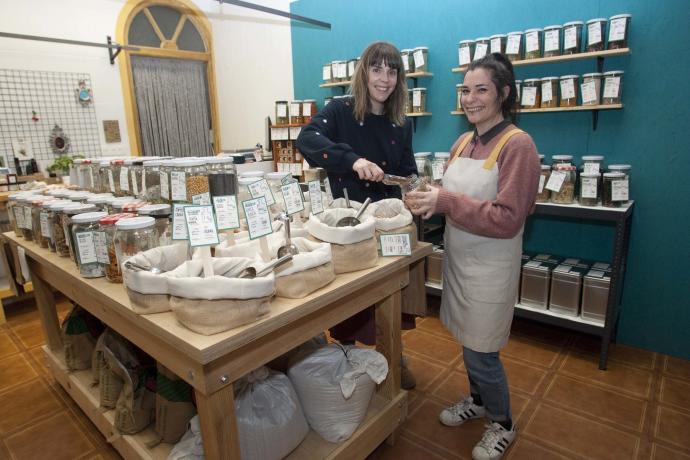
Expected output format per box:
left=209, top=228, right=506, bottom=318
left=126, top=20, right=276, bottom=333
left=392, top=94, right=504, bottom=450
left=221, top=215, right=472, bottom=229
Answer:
left=440, top=129, right=524, bottom=352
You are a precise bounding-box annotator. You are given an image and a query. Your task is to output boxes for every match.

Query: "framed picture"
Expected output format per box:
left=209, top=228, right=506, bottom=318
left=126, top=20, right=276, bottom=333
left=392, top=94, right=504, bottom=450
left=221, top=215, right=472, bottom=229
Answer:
left=12, top=138, right=34, bottom=160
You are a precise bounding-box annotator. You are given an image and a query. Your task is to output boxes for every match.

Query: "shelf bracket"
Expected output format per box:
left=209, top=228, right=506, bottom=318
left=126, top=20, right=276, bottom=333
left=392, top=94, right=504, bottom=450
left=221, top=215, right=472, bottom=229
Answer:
left=596, top=56, right=605, bottom=73
left=592, top=110, right=599, bottom=131
left=107, top=36, right=122, bottom=65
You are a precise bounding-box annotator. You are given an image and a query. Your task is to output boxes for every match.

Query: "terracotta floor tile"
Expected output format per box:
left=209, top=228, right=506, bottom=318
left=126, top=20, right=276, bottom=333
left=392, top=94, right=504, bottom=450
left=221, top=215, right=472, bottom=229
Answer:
left=651, top=443, right=690, bottom=460
left=403, top=353, right=447, bottom=392
left=660, top=376, right=690, bottom=412
left=664, top=356, right=690, bottom=381
left=502, top=335, right=563, bottom=369
left=10, top=318, right=46, bottom=349
left=523, top=403, right=641, bottom=459
left=0, top=330, right=20, bottom=358
left=0, top=353, right=38, bottom=393
left=26, top=345, right=50, bottom=376
left=4, top=411, right=95, bottom=460
left=502, top=357, right=549, bottom=396
left=6, top=304, right=40, bottom=325
left=571, top=334, right=657, bottom=370
left=416, top=316, right=455, bottom=341
left=506, top=437, right=573, bottom=459
left=369, top=435, right=447, bottom=460
left=402, top=329, right=461, bottom=366
left=655, top=406, right=690, bottom=449
left=0, top=378, right=63, bottom=435
left=543, top=374, right=647, bottom=432
left=559, top=351, right=654, bottom=398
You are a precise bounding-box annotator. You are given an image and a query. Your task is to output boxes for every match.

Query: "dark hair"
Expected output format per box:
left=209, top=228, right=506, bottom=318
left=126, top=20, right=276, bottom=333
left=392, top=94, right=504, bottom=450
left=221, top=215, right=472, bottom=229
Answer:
left=466, top=53, right=518, bottom=123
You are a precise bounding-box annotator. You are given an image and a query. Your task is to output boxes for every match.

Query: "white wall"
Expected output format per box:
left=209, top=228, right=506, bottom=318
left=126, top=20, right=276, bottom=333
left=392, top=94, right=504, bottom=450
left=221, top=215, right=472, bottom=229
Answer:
left=0, top=0, right=294, bottom=166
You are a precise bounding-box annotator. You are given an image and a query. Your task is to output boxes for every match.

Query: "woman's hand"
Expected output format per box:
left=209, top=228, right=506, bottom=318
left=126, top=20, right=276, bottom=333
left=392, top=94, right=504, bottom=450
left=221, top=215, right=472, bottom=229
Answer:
left=405, top=186, right=440, bottom=219
left=353, top=158, right=384, bottom=182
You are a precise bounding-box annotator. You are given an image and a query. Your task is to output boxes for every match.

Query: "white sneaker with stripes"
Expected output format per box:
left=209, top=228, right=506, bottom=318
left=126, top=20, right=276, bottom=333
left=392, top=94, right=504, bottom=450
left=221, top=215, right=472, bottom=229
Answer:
left=472, top=422, right=517, bottom=460
left=438, top=396, right=486, bottom=426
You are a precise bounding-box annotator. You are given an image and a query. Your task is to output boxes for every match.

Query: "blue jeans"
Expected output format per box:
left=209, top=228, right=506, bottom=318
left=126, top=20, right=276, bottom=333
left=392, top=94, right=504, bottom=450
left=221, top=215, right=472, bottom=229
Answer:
left=463, top=346, right=512, bottom=422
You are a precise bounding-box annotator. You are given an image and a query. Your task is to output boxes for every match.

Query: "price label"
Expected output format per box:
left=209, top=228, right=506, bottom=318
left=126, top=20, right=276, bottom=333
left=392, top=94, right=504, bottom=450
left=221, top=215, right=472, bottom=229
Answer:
left=93, top=231, right=110, bottom=264
left=170, top=171, right=187, bottom=201
left=545, top=170, right=567, bottom=192
left=322, top=65, right=331, bottom=81
left=308, top=180, right=324, bottom=214
left=281, top=182, right=305, bottom=215
left=413, top=49, right=425, bottom=69
left=544, top=29, right=559, bottom=52
left=588, top=22, right=602, bottom=46
left=192, top=192, right=211, bottom=205
left=120, top=167, right=129, bottom=192
left=131, top=169, right=139, bottom=196
left=40, top=211, right=51, bottom=238
left=172, top=204, right=188, bottom=240
left=432, top=160, right=445, bottom=181
left=581, top=177, right=598, bottom=199
left=459, top=46, right=471, bottom=66
left=108, top=170, right=115, bottom=193
left=323, top=177, right=334, bottom=204
left=584, top=163, right=600, bottom=174
left=23, top=207, right=32, bottom=230
left=538, top=174, right=546, bottom=193
left=348, top=60, right=355, bottom=77
left=302, top=102, right=312, bottom=117
left=564, top=26, right=577, bottom=50
left=75, top=232, right=98, bottom=264
left=290, top=103, right=301, bottom=118
left=160, top=171, right=169, bottom=200
left=611, top=179, right=629, bottom=201
left=541, top=81, right=553, bottom=102
left=581, top=81, right=598, bottom=104
left=248, top=179, right=275, bottom=206
left=490, top=37, right=502, bottom=53
left=474, top=42, right=488, bottom=60
left=525, top=31, right=539, bottom=52
left=184, top=205, right=219, bottom=247
left=560, top=79, right=576, bottom=100
left=242, top=197, right=273, bottom=240
left=277, top=103, right=287, bottom=117
left=603, top=77, right=621, bottom=99
left=506, top=34, right=520, bottom=54
left=413, top=89, right=422, bottom=108
left=521, top=86, right=537, bottom=106
left=212, top=195, right=240, bottom=230
left=380, top=234, right=412, bottom=257
left=609, top=17, right=627, bottom=42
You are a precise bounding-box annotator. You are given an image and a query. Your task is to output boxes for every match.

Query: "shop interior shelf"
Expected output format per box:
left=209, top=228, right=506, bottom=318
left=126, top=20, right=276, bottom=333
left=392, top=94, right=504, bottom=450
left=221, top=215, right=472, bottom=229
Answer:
left=451, top=104, right=623, bottom=115
left=406, top=71, right=433, bottom=78
left=319, top=71, right=433, bottom=88
left=405, top=112, right=432, bottom=117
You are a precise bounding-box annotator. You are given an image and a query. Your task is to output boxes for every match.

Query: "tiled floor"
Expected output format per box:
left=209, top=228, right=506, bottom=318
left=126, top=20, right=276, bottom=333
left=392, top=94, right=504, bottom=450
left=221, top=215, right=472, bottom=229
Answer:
left=1, top=297, right=689, bottom=460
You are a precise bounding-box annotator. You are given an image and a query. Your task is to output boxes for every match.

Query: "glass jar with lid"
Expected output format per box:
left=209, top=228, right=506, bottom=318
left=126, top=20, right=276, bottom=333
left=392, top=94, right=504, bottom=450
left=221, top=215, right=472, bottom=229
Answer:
left=114, top=216, right=158, bottom=272
left=505, top=31, right=523, bottom=61
left=86, top=194, right=112, bottom=212
left=535, top=165, right=552, bottom=203
left=586, top=18, right=607, bottom=52
left=159, top=159, right=175, bottom=205
left=521, top=79, right=541, bottom=108
left=458, top=40, right=474, bottom=67
left=602, top=172, right=628, bottom=207
left=31, top=197, right=55, bottom=248
left=579, top=172, right=601, bottom=206
left=290, top=101, right=303, bottom=125
left=602, top=71, right=624, bottom=105
left=78, top=159, right=93, bottom=190
left=207, top=157, right=238, bottom=199
left=559, top=75, right=580, bottom=107
left=405, top=88, right=413, bottom=113
left=550, top=164, right=577, bottom=204
left=540, top=77, right=559, bottom=108
left=89, top=160, right=101, bottom=193
left=581, top=73, right=603, bottom=106
left=543, top=25, right=562, bottom=57
left=322, top=63, right=332, bottom=83
left=129, top=159, right=144, bottom=198
left=49, top=201, right=78, bottom=255
left=41, top=200, right=70, bottom=251
left=412, top=88, right=427, bottom=113
left=111, top=198, right=141, bottom=215
left=581, top=155, right=605, bottom=175
left=489, top=34, right=507, bottom=54
left=71, top=212, right=108, bottom=278
left=109, top=159, right=125, bottom=196
left=97, top=160, right=111, bottom=194
left=473, top=38, right=489, bottom=61
left=16, top=196, right=36, bottom=240
left=8, top=193, right=30, bottom=236
left=562, top=21, right=583, bottom=54
left=141, top=159, right=162, bottom=203
left=414, top=152, right=433, bottom=181
left=400, top=49, right=413, bottom=73
left=120, top=158, right=137, bottom=196
left=63, top=204, right=98, bottom=263
left=275, top=100, right=289, bottom=125
left=168, top=159, right=206, bottom=204
left=552, top=154, right=574, bottom=166
left=524, top=28, right=543, bottom=59
left=97, top=213, right=134, bottom=282
left=137, top=204, right=172, bottom=246
left=607, top=14, right=631, bottom=49
left=70, top=159, right=81, bottom=187
left=302, top=100, right=317, bottom=123
left=266, top=171, right=291, bottom=214
left=412, top=47, right=429, bottom=73
left=607, top=164, right=631, bottom=204
left=431, top=152, right=449, bottom=185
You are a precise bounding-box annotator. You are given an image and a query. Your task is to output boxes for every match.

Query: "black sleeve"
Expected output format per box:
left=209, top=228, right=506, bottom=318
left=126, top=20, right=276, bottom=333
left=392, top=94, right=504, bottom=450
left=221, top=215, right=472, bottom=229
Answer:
left=296, top=101, right=361, bottom=174
left=397, top=118, right=417, bottom=177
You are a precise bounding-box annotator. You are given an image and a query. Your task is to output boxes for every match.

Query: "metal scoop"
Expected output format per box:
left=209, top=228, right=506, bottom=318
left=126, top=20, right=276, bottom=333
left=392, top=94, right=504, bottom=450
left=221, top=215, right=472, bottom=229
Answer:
left=238, top=253, right=293, bottom=279
left=277, top=214, right=299, bottom=258
left=343, top=188, right=351, bottom=208
left=124, top=261, right=163, bottom=275
left=336, top=197, right=371, bottom=227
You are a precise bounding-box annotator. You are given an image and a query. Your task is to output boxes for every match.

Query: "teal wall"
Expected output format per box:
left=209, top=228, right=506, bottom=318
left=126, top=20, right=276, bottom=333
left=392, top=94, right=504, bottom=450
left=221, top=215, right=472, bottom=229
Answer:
left=290, top=0, right=690, bottom=359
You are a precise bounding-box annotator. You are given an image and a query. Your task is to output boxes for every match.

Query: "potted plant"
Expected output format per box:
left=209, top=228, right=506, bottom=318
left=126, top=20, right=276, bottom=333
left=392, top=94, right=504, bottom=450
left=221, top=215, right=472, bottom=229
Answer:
left=47, top=154, right=84, bottom=177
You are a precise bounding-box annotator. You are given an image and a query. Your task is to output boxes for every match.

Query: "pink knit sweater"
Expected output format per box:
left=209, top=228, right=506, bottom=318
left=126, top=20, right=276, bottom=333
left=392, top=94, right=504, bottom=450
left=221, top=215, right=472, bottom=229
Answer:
left=434, top=124, right=541, bottom=239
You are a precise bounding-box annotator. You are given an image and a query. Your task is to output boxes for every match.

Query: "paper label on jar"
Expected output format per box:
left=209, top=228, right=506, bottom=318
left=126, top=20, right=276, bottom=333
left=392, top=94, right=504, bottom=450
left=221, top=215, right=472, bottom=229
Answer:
left=290, top=103, right=301, bottom=117
left=581, top=177, right=598, bottom=199
left=609, top=17, right=627, bottom=42
left=412, top=90, right=422, bottom=108
left=581, top=81, right=598, bottom=104
left=308, top=180, right=324, bottom=215
left=432, top=160, right=445, bottom=181
left=560, top=79, right=576, bottom=99
left=413, top=49, right=425, bottom=69
left=172, top=204, right=188, bottom=240
left=348, top=60, right=355, bottom=77
left=281, top=182, right=305, bottom=216
left=541, top=82, right=553, bottom=102
left=380, top=234, right=412, bottom=257
left=243, top=197, right=273, bottom=240
left=289, top=127, right=302, bottom=139
left=75, top=231, right=98, bottom=265
left=525, top=31, right=539, bottom=53
left=584, top=163, right=600, bottom=174
left=457, top=91, right=462, bottom=111
left=544, top=30, right=560, bottom=52
left=93, top=231, right=110, bottom=264
left=323, top=177, right=334, bottom=205
left=516, top=82, right=521, bottom=101
left=160, top=171, right=169, bottom=200
left=490, top=37, right=502, bottom=53
left=322, top=65, right=331, bottom=81
left=141, top=171, right=147, bottom=195
left=588, top=22, right=602, bottom=45
left=171, top=171, right=187, bottom=201
left=415, top=159, right=426, bottom=174
left=611, top=179, right=629, bottom=201
left=14, top=207, right=25, bottom=230
left=603, top=77, right=621, bottom=99
left=108, top=170, right=115, bottom=193
left=184, top=205, right=219, bottom=247
left=192, top=192, right=211, bottom=205
left=538, top=174, right=546, bottom=193
left=120, top=167, right=129, bottom=192
left=545, top=170, right=567, bottom=192
left=248, top=178, right=275, bottom=206
left=459, top=46, right=471, bottom=66
left=131, top=170, right=139, bottom=196
left=40, top=211, right=51, bottom=238
left=521, top=86, right=537, bottom=106
left=302, top=102, right=312, bottom=117
left=88, top=169, right=94, bottom=188
left=277, top=104, right=288, bottom=118
left=23, top=207, right=32, bottom=230
left=402, top=55, right=409, bottom=72
left=564, top=26, right=578, bottom=49
left=506, top=34, right=521, bottom=54
left=339, top=62, right=348, bottom=78
left=213, top=195, right=240, bottom=230
left=474, top=43, right=488, bottom=61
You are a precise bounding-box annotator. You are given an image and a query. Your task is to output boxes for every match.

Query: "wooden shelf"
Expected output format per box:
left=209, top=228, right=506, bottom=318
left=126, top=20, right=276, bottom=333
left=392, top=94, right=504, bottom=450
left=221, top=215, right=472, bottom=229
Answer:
left=406, top=112, right=432, bottom=117
left=320, top=71, right=434, bottom=88
left=451, top=104, right=622, bottom=115
left=451, top=48, right=631, bottom=73
left=270, top=123, right=308, bottom=128
left=406, top=71, right=433, bottom=78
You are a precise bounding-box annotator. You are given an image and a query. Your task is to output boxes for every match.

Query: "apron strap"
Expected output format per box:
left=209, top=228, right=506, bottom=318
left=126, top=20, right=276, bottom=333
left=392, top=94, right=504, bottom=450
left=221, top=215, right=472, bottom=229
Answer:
left=450, top=133, right=474, bottom=163
left=482, top=128, right=524, bottom=170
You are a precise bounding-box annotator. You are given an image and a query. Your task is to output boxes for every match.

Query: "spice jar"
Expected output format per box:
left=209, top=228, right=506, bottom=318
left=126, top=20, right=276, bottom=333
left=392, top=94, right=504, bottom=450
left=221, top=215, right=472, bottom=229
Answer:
left=109, top=159, right=124, bottom=195
left=506, top=31, right=523, bottom=61
left=129, top=160, right=144, bottom=198
left=414, top=152, right=433, bottom=180
left=559, top=75, right=580, bottom=107
left=602, top=71, right=624, bottom=105
left=473, top=38, right=489, bottom=61
left=302, top=99, right=317, bottom=123
left=137, top=204, right=172, bottom=246
left=581, top=73, right=603, bottom=106
left=400, top=49, right=413, bottom=73
left=63, top=204, right=98, bottom=263
left=412, top=47, right=429, bottom=72
left=39, top=199, right=63, bottom=249
left=563, top=21, right=583, bottom=54
left=97, top=213, right=135, bottom=283
left=412, top=87, right=427, bottom=113
left=540, top=77, right=559, bottom=108
left=46, top=201, right=74, bottom=253
left=607, top=164, right=631, bottom=204
left=458, top=40, right=474, bottom=67
left=168, top=159, right=204, bottom=204
left=514, top=80, right=522, bottom=108
left=322, top=63, right=332, bottom=83
left=207, top=157, right=238, bottom=200
left=524, top=28, right=543, bottom=59
left=431, top=152, right=449, bottom=185
left=521, top=79, right=541, bottom=108
left=290, top=100, right=303, bottom=124
left=489, top=34, right=506, bottom=54
left=608, top=14, right=631, bottom=49
left=71, top=212, right=108, bottom=278
left=586, top=18, right=607, bottom=52
left=8, top=193, right=30, bottom=236
left=114, top=216, right=158, bottom=272
left=275, top=100, right=289, bottom=125
left=31, top=198, right=55, bottom=248
left=579, top=172, right=601, bottom=206
left=543, top=25, right=562, bottom=57
left=602, top=172, right=628, bottom=207
left=536, top=165, right=551, bottom=203
left=456, top=84, right=463, bottom=111
left=550, top=164, right=577, bottom=204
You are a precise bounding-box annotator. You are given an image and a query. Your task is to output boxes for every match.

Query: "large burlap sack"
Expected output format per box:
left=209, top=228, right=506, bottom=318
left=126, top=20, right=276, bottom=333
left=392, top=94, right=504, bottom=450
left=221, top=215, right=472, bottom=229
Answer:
left=370, top=199, right=418, bottom=249
left=122, top=244, right=190, bottom=314
left=167, top=257, right=275, bottom=335
left=91, top=329, right=138, bottom=408
left=306, top=210, right=378, bottom=274
left=287, top=344, right=388, bottom=443
left=154, top=363, right=196, bottom=444
left=61, top=305, right=101, bottom=371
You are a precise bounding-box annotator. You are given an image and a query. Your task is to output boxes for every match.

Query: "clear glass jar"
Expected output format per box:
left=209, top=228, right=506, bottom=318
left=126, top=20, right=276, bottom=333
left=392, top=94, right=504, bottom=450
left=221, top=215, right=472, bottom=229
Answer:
left=473, top=38, right=489, bottom=61
left=581, top=73, right=603, bottom=106
left=550, top=164, right=577, bottom=204
left=110, top=159, right=124, bottom=196
left=414, top=152, right=433, bottom=181
left=207, top=157, right=238, bottom=200
left=608, top=14, right=631, bottom=49
left=586, top=18, right=607, bottom=52
left=169, top=159, right=207, bottom=204
left=98, top=160, right=111, bottom=194
left=16, top=196, right=36, bottom=240
left=322, top=63, right=332, bottom=83
left=266, top=171, right=290, bottom=213
left=139, top=159, right=161, bottom=203
left=98, top=213, right=135, bottom=283
left=579, top=172, right=601, bottom=206
left=412, top=87, right=427, bottom=113
left=543, top=25, right=562, bottom=57
left=63, top=204, right=98, bottom=263
left=71, top=212, right=108, bottom=278
left=119, top=159, right=135, bottom=196
left=540, top=77, right=559, bottom=108
left=137, top=204, right=172, bottom=246
left=602, top=172, right=628, bottom=207
left=38, top=199, right=62, bottom=249
left=489, top=34, right=507, bottom=54
left=275, top=100, right=289, bottom=125
left=129, top=160, right=144, bottom=199
left=506, top=31, right=523, bottom=61
left=412, top=47, right=429, bottom=72
left=46, top=201, right=73, bottom=253
left=290, top=100, right=303, bottom=125
left=77, top=159, right=93, bottom=191
left=8, top=193, right=30, bottom=236
left=114, top=216, right=158, bottom=271
left=431, top=152, right=449, bottom=185
left=536, top=165, right=551, bottom=203
left=400, top=49, right=413, bottom=73
left=458, top=40, right=474, bottom=67
left=69, top=160, right=80, bottom=187
left=238, top=177, right=261, bottom=228
left=607, top=164, right=631, bottom=204
left=559, top=75, right=580, bottom=107
left=89, top=160, right=101, bottom=193
left=31, top=198, right=55, bottom=248
left=602, top=71, right=624, bottom=105
left=521, top=79, right=541, bottom=108
left=563, top=21, right=583, bottom=54
left=159, top=159, right=175, bottom=205
left=524, top=28, right=543, bottom=59
left=302, top=99, right=317, bottom=123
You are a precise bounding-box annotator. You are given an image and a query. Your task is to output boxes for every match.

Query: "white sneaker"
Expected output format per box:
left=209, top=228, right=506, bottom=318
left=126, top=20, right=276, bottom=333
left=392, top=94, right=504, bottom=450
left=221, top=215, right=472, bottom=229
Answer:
left=439, top=396, right=486, bottom=426
left=472, top=422, right=517, bottom=460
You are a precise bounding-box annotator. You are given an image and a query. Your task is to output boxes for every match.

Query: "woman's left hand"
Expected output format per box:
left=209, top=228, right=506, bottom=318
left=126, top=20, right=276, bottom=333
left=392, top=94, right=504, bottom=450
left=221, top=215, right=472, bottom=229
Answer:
left=405, top=185, right=440, bottom=219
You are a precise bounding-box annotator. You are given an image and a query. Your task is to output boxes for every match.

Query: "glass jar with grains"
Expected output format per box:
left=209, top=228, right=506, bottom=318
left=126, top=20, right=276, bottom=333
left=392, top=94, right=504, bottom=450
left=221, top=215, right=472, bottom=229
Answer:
left=31, top=197, right=55, bottom=248
left=414, top=152, right=433, bottom=181
left=586, top=18, right=607, bottom=52
left=400, top=49, right=413, bottom=73
left=535, top=165, right=552, bottom=203
left=168, top=159, right=208, bottom=204
left=71, top=212, right=108, bottom=278
left=550, top=164, right=577, bottom=204
left=473, top=38, right=489, bottom=61
left=521, top=79, right=541, bottom=108
left=602, top=71, right=624, bottom=105
left=137, top=204, right=173, bottom=247
left=505, top=31, right=523, bottom=61
left=540, top=77, right=559, bottom=108
left=581, top=73, right=603, bottom=106
left=412, top=87, right=427, bottom=113
left=559, top=75, right=580, bottom=107
left=431, top=152, right=450, bottom=185
left=489, top=34, right=507, bottom=54
left=543, top=25, right=562, bottom=57
left=607, top=14, right=631, bottom=49
left=46, top=201, right=73, bottom=254
left=114, top=216, right=159, bottom=272
left=602, top=172, right=628, bottom=207
left=458, top=40, right=474, bottom=67
left=63, top=204, right=98, bottom=264
left=207, top=157, right=238, bottom=199
left=578, top=172, right=601, bottom=206
left=523, top=28, right=543, bottom=59
left=97, top=213, right=135, bottom=283
left=562, top=21, right=583, bottom=54
left=412, top=47, right=429, bottom=73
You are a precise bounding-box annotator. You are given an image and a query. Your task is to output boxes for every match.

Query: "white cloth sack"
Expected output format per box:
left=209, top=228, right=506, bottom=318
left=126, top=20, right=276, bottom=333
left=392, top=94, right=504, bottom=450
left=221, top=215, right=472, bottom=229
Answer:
left=288, top=344, right=388, bottom=443
left=369, top=199, right=413, bottom=231
left=306, top=209, right=375, bottom=245
left=167, top=415, right=204, bottom=460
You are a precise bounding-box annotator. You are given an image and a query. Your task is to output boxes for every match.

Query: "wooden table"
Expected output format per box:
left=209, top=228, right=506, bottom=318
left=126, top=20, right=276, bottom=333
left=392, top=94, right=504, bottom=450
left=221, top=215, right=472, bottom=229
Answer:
left=4, top=232, right=431, bottom=460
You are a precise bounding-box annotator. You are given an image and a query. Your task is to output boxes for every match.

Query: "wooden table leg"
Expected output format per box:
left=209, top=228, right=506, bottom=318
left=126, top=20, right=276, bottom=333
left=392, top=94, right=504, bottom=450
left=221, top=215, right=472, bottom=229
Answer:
left=195, top=384, right=241, bottom=460
left=28, top=261, right=62, bottom=351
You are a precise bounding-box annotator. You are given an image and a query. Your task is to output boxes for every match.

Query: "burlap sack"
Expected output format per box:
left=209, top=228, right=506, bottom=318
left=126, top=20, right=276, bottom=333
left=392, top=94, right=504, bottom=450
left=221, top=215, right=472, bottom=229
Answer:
left=370, top=199, right=418, bottom=249
left=170, top=295, right=273, bottom=336
left=100, top=359, right=124, bottom=410
left=329, top=237, right=379, bottom=274
left=93, top=330, right=139, bottom=409
left=375, top=222, right=418, bottom=249
left=154, top=363, right=196, bottom=444
left=275, top=262, right=335, bottom=298
left=61, top=306, right=96, bottom=371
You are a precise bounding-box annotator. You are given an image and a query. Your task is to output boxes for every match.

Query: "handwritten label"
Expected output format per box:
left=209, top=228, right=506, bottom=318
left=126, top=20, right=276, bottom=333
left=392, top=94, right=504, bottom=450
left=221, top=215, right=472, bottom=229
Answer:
left=242, top=197, right=273, bottom=240
left=120, top=167, right=129, bottom=192
left=172, top=204, right=188, bottom=240
left=248, top=179, right=275, bottom=206
left=506, top=34, right=521, bottom=54
left=184, top=206, right=219, bottom=247
left=564, top=26, right=577, bottom=50
left=474, top=42, right=488, bottom=60
left=545, top=170, right=566, bottom=192
left=40, top=211, right=51, bottom=238
left=160, top=171, right=169, bottom=200
left=611, top=179, right=629, bottom=201
left=521, top=86, right=537, bottom=106
left=490, top=37, right=502, bottom=54
left=603, top=77, right=621, bottom=99
left=525, top=30, right=539, bottom=52
left=93, top=231, right=110, bottom=264
left=281, top=182, right=305, bottom=215
left=212, top=195, right=240, bottom=230
left=380, top=234, right=412, bottom=256
left=170, top=171, right=187, bottom=201
left=544, top=29, right=559, bottom=52
left=581, top=81, right=598, bottom=104
left=459, top=46, right=471, bottom=66
left=581, top=177, right=598, bottom=199
left=560, top=78, right=576, bottom=100
left=308, top=180, right=324, bottom=214
left=75, top=232, right=97, bottom=264
left=413, top=49, right=425, bottom=68
left=587, top=22, right=602, bottom=46
left=542, top=81, right=553, bottom=102
left=609, top=18, right=627, bottom=42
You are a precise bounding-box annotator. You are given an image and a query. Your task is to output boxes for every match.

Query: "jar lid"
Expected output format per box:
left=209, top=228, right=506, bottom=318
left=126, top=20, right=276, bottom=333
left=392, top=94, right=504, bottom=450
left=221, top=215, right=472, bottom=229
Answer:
left=523, top=78, right=541, bottom=83
left=586, top=18, right=607, bottom=23
left=206, top=156, right=235, bottom=164
left=414, top=152, right=431, bottom=157
left=563, top=21, right=584, bottom=27
left=541, top=164, right=551, bottom=170
left=99, top=213, right=136, bottom=225
left=137, top=204, right=171, bottom=216
left=580, top=172, right=601, bottom=178
left=540, top=76, right=559, bottom=81
left=582, top=155, right=604, bottom=161
left=609, top=14, right=631, bottom=19
left=414, top=87, right=426, bottom=91
left=560, top=75, right=580, bottom=79
left=71, top=212, right=108, bottom=224
left=115, top=216, right=155, bottom=230
left=123, top=203, right=146, bottom=213
left=507, top=31, right=523, bottom=35
left=603, top=70, right=625, bottom=76
left=413, top=46, right=428, bottom=51
left=47, top=201, right=77, bottom=210
left=608, top=164, right=631, bottom=171
left=64, top=204, right=97, bottom=215
left=554, top=164, right=577, bottom=171
left=291, top=100, right=303, bottom=103
left=238, top=177, right=261, bottom=186
left=68, top=192, right=91, bottom=200
left=400, top=49, right=412, bottom=53
left=42, top=199, right=68, bottom=208
left=172, top=159, right=205, bottom=167
left=435, top=152, right=450, bottom=159
left=489, top=34, right=507, bottom=39
left=112, top=199, right=140, bottom=210
left=266, top=172, right=290, bottom=180
left=582, top=72, right=603, bottom=78
left=459, top=39, right=474, bottom=45
left=86, top=195, right=111, bottom=204
left=31, top=197, right=54, bottom=205
left=142, top=159, right=164, bottom=167
left=73, top=159, right=84, bottom=164
left=552, top=154, right=573, bottom=160
left=475, top=37, right=490, bottom=41
left=303, top=99, right=316, bottom=102
left=603, top=172, right=626, bottom=178
left=110, top=159, right=124, bottom=165
left=240, top=171, right=265, bottom=178
left=543, top=24, right=562, bottom=30
left=524, top=28, right=543, bottom=33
